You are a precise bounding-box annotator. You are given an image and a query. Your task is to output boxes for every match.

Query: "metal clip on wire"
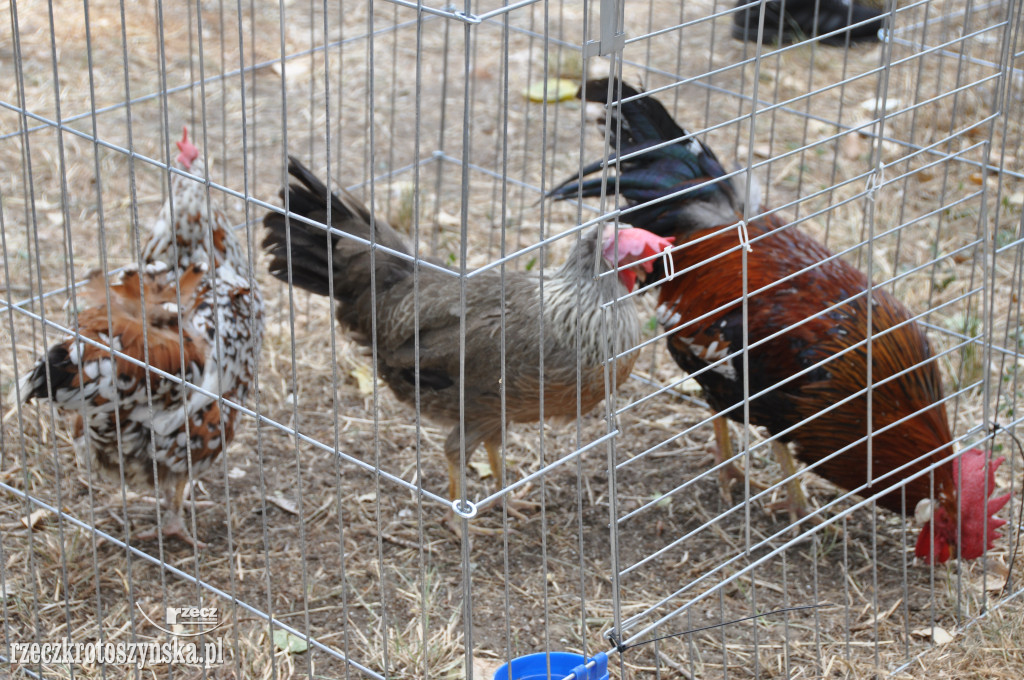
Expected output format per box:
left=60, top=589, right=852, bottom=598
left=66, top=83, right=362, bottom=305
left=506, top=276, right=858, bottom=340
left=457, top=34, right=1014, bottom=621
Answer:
left=451, top=498, right=479, bottom=519
left=865, top=164, right=886, bottom=203
left=661, top=243, right=676, bottom=281
left=736, top=219, right=753, bottom=253
left=604, top=629, right=626, bottom=653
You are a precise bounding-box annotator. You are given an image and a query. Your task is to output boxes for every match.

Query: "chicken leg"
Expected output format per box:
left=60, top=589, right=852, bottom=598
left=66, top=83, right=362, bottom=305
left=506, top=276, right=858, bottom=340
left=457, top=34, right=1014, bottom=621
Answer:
left=767, top=440, right=810, bottom=521
left=713, top=418, right=814, bottom=522
left=445, top=451, right=505, bottom=536
left=765, top=441, right=841, bottom=534
left=134, top=476, right=209, bottom=550
left=483, top=440, right=539, bottom=521
left=443, top=438, right=538, bottom=535
left=711, top=416, right=769, bottom=500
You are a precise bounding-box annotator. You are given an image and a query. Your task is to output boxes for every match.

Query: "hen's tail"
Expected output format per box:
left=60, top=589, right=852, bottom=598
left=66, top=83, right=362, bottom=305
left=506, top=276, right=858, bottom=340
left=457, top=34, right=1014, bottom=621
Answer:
left=19, top=345, right=74, bottom=404
left=262, top=157, right=414, bottom=306
left=548, top=78, right=746, bottom=236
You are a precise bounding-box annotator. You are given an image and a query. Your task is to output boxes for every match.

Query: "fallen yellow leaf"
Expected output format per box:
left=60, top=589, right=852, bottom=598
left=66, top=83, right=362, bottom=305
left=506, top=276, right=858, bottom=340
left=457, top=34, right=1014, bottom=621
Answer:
left=524, top=78, right=578, bottom=103
left=273, top=629, right=309, bottom=654
left=469, top=460, right=493, bottom=479
left=350, top=362, right=375, bottom=395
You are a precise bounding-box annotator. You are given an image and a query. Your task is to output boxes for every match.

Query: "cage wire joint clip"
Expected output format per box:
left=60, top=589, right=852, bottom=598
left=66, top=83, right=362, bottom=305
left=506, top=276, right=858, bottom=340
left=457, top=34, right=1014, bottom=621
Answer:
left=661, top=241, right=676, bottom=281
left=735, top=218, right=753, bottom=253
left=451, top=497, right=480, bottom=520
left=865, top=164, right=886, bottom=203
left=583, top=0, right=626, bottom=57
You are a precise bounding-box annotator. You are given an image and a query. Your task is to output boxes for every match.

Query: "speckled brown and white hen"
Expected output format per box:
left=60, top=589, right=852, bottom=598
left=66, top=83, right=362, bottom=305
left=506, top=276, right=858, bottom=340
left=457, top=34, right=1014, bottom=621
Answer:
left=20, top=127, right=264, bottom=548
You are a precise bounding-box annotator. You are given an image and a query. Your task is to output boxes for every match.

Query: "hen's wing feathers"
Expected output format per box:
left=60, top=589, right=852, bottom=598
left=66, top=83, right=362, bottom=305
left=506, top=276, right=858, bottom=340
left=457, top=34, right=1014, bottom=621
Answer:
left=369, top=272, right=585, bottom=415
left=378, top=276, right=533, bottom=369
left=24, top=260, right=212, bottom=402
left=22, top=303, right=206, bottom=412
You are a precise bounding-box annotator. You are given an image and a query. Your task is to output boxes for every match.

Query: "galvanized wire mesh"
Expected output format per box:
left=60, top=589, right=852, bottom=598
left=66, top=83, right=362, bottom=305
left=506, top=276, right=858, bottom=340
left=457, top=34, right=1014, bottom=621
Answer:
left=1, top=0, right=1023, bottom=678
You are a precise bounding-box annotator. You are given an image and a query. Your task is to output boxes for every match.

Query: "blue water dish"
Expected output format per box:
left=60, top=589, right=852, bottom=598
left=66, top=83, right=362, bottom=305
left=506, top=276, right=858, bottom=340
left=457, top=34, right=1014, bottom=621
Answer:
left=492, top=651, right=609, bottom=680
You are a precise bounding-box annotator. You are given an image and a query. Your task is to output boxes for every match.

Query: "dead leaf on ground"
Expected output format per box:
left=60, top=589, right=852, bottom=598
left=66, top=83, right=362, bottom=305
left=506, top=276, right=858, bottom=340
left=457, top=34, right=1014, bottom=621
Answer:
left=524, top=78, right=578, bottom=103
left=21, top=508, right=50, bottom=530
left=267, top=494, right=299, bottom=515
left=912, top=626, right=956, bottom=644
left=469, top=460, right=493, bottom=479
left=473, top=655, right=502, bottom=678
left=350, top=362, right=376, bottom=396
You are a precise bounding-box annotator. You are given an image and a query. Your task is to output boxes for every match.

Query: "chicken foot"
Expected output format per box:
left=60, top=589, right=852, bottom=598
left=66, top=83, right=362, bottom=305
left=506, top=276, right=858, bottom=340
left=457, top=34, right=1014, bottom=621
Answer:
left=134, top=477, right=209, bottom=549
left=715, top=421, right=829, bottom=526
left=483, top=441, right=541, bottom=521
left=764, top=441, right=843, bottom=535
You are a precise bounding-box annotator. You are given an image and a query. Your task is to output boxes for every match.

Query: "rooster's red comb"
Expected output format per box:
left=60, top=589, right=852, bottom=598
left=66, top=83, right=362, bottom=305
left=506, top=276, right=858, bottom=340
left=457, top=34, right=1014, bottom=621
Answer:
left=176, top=126, right=199, bottom=169
left=917, top=448, right=1011, bottom=563
left=957, top=448, right=1011, bottom=551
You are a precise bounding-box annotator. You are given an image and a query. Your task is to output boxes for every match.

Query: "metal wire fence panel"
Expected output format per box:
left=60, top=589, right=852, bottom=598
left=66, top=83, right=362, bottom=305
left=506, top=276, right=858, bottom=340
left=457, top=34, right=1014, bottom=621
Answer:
left=1, top=0, right=1022, bottom=678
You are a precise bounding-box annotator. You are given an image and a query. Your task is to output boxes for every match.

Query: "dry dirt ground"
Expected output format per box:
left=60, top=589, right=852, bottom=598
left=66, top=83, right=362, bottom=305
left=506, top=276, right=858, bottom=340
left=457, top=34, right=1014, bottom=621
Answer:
left=1, top=0, right=1023, bottom=678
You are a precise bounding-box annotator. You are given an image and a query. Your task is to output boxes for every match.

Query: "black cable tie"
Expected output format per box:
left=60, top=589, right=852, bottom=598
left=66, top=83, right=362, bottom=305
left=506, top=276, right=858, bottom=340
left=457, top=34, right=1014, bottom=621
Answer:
left=990, top=421, right=1023, bottom=596
left=604, top=629, right=625, bottom=653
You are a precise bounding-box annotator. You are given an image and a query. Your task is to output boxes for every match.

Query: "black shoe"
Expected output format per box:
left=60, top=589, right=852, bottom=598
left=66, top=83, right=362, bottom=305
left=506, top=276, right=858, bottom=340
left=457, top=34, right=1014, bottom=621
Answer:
left=731, top=0, right=885, bottom=46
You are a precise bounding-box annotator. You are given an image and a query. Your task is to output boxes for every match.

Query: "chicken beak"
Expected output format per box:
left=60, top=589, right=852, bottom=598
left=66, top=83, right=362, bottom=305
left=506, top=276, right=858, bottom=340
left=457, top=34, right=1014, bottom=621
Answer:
left=914, top=498, right=935, bottom=524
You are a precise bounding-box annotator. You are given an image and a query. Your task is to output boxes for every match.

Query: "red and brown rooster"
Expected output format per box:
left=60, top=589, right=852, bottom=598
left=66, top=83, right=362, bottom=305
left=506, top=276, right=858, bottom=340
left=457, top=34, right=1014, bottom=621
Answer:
left=20, top=128, right=264, bottom=548
left=262, top=157, right=671, bottom=526
left=550, top=78, right=1009, bottom=563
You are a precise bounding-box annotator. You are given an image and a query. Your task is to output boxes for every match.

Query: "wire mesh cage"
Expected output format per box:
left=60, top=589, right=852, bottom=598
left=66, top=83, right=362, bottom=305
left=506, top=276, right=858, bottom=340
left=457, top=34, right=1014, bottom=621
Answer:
left=2, top=0, right=1023, bottom=678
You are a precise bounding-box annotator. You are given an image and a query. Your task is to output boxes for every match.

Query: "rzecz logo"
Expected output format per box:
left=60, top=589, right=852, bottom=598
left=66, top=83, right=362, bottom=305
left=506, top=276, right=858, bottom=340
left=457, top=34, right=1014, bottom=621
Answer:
left=166, top=606, right=219, bottom=626
left=136, top=602, right=225, bottom=637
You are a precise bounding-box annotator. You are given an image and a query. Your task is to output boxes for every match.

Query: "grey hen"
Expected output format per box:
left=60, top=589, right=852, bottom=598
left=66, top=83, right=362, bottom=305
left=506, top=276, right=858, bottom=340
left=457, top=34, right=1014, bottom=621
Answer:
left=263, top=157, right=671, bottom=517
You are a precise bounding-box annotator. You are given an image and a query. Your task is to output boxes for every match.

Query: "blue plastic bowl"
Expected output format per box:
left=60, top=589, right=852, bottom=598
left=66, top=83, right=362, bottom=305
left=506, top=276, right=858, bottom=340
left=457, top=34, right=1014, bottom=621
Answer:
left=492, top=652, right=608, bottom=680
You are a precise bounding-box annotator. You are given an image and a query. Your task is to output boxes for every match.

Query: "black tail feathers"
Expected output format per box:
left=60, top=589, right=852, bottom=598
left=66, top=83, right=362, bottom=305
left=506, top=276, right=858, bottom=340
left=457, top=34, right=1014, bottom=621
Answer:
left=549, top=78, right=742, bottom=236
left=262, top=157, right=411, bottom=300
